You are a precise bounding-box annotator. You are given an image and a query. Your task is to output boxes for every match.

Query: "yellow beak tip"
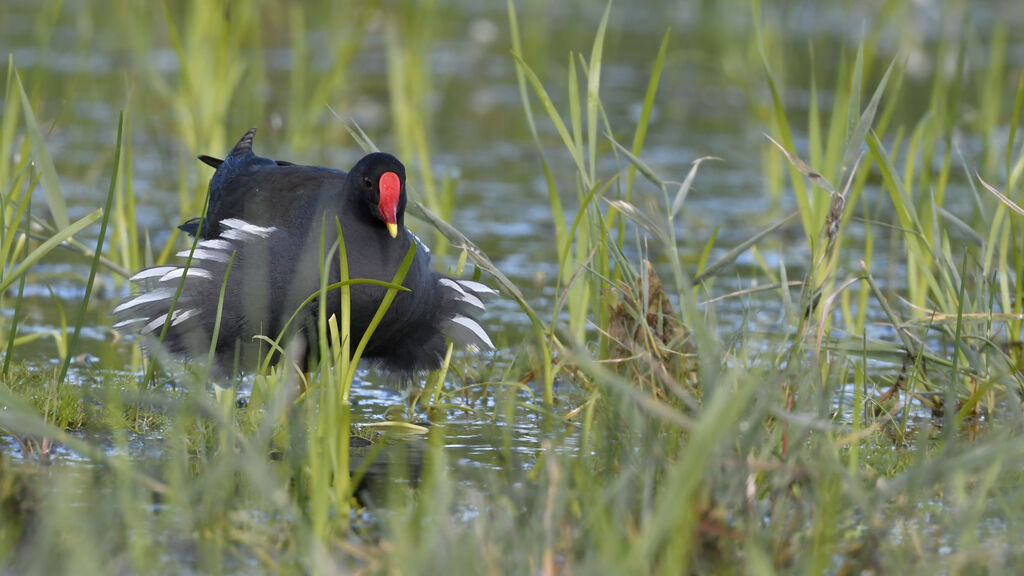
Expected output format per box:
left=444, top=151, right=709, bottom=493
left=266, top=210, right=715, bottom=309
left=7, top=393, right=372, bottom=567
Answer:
left=386, top=222, right=398, bottom=238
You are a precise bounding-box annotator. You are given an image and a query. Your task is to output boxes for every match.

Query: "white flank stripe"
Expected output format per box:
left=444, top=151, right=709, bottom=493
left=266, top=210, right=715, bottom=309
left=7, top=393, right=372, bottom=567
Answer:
left=141, top=313, right=171, bottom=334
left=439, top=278, right=467, bottom=296
left=159, top=267, right=213, bottom=282
left=199, top=239, right=233, bottom=251
left=449, top=314, right=494, bottom=350
left=112, top=289, right=176, bottom=314
left=112, top=317, right=147, bottom=329
left=141, top=307, right=201, bottom=334
left=220, top=229, right=247, bottom=241
left=440, top=278, right=484, bottom=312
left=171, top=308, right=199, bottom=326
left=221, top=218, right=276, bottom=238
left=130, top=267, right=178, bottom=282
left=457, top=280, right=498, bottom=297
left=176, top=248, right=232, bottom=263
left=456, top=291, right=484, bottom=311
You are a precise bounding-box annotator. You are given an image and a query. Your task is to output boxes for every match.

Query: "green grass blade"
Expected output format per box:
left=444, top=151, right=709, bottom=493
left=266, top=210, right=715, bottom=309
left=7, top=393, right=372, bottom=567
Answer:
left=511, top=52, right=588, bottom=180
left=603, top=199, right=668, bottom=246
left=808, top=41, right=822, bottom=170
left=694, top=212, right=798, bottom=284
left=335, top=218, right=351, bottom=396
left=0, top=209, right=102, bottom=294
left=258, top=276, right=409, bottom=375
left=507, top=0, right=540, bottom=143
left=866, top=131, right=921, bottom=233
left=558, top=179, right=616, bottom=286
left=670, top=157, right=720, bottom=219
left=979, top=175, right=1024, bottom=218
left=15, top=67, right=68, bottom=230
left=752, top=0, right=813, bottom=239
left=56, top=111, right=123, bottom=388
left=346, top=242, right=417, bottom=382
left=204, top=252, right=235, bottom=375
left=568, top=54, right=583, bottom=175
left=505, top=1, right=568, bottom=250
left=342, top=119, right=379, bottom=153
left=847, top=42, right=864, bottom=154
left=607, top=135, right=665, bottom=189
left=1008, top=71, right=1024, bottom=181
left=764, top=133, right=835, bottom=194
left=627, top=29, right=670, bottom=197
left=586, top=1, right=611, bottom=183
left=1, top=197, right=30, bottom=379
left=2, top=165, right=36, bottom=277
left=1, top=54, right=23, bottom=192
left=840, top=56, right=897, bottom=182
left=696, top=226, right=718, bottom=279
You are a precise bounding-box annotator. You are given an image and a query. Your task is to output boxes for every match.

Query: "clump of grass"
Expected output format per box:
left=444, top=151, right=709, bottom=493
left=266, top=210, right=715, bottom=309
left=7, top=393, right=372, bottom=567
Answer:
left=1, top=362, right=92, bottom=431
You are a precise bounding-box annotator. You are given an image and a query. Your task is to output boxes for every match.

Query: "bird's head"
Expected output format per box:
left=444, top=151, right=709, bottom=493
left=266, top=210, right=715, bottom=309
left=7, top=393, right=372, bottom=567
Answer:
left=348, top=152, right=407, bottom=238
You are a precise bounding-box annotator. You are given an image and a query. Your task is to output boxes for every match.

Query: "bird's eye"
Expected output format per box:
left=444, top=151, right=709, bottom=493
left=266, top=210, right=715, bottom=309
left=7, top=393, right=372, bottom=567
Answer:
left=363, top=177, right=373, bottom=189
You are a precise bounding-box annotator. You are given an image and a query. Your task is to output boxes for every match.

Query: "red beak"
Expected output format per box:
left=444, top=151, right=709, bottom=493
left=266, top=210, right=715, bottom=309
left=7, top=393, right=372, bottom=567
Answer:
left=378, top=171, right=401, bottom=238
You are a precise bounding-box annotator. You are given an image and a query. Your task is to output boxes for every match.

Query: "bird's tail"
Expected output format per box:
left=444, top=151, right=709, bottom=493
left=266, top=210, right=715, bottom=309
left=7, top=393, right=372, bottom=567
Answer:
left=438, top=278, right=498, bottom=352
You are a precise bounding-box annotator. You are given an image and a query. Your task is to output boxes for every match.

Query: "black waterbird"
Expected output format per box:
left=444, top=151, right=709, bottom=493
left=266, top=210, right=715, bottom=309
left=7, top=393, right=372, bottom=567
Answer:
left=114, top=128, right=495, bottom=373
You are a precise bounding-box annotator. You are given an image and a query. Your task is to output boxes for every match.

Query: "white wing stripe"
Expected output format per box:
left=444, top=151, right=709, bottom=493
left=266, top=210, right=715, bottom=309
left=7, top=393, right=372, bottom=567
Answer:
left=221, top=218, right=276, bottom=238
left=456, top=291, right=484, bottom=310
left=440, top=278, right=485, bottom=313
left=176, top=248, right=232, bottom=263
left=112, top=317, right=147, bottom=329
left=199, top=239, right=233, bottom=251
left=439, top=278, right=467, bottom=296
left=159, top=267, right=213, bottom=282
left=130, top=267, right=178, bottom=282
left=170, top=308, right=199, bottom=326
left=112, top=289, right=177, bottom=314
left=141, top=313, right=171, bottom=334
left=139, top=307, right=201, bottom=334
left=449, top=314, right=494, bottom=350
left=457, top=280, right=498, bottom=297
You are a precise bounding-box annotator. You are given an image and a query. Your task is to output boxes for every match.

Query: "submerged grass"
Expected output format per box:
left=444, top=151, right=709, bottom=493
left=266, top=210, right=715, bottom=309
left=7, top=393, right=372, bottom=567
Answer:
left=2, top=0, right=1024, bottom=574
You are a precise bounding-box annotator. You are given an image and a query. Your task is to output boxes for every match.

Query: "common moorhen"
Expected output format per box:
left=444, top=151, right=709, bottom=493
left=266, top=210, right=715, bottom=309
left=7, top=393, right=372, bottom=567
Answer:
left=114, top=128, right=495, bottom=373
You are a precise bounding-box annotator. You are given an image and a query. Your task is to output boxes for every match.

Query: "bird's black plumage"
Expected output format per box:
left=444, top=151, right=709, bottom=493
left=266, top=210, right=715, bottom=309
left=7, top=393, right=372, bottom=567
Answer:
left=114, top=128, right=495, bottom=374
